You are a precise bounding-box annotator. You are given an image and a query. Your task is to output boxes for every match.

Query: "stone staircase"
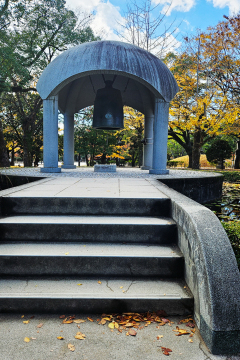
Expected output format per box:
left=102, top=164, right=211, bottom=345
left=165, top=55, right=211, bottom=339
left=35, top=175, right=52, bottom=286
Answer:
left=0, top=195, right=193, bottom=314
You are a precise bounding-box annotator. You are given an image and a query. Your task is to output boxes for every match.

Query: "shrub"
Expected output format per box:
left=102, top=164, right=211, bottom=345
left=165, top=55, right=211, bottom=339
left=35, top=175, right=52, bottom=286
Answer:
left=206, top=139, right=232, bottom=169
left=222, top=221, right=240, bottom=269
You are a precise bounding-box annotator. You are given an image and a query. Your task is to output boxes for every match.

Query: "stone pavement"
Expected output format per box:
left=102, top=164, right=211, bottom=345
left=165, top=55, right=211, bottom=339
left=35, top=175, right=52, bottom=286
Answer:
left=0, top=166, right=220, bottom=179
left=0, top=167, right=238, bottom=359
left=0, top=313, right=238, bottom=360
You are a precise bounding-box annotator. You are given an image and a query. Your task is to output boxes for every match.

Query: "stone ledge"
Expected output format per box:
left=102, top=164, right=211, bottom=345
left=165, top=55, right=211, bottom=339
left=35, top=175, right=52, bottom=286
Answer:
left=94, top=164, right=116, bottom=173
left=149, top=179, right=240, bottom=355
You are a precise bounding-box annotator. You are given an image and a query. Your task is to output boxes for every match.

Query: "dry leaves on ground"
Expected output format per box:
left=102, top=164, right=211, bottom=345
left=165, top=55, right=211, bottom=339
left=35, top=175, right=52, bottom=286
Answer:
left=68, top=344, right=75, bottom=352
left=75, top=331, right=86, bottom=340
left=57, top=336, right=64, bottom=340
left=73, top=319, right=86, bottom=324
left=24, top=337, right=30, bottom=343
left=173, top=326, right=190, bottom=336
left=161, top=347, right=172, bottom=356
left=37, top=323, right=43, bottom=328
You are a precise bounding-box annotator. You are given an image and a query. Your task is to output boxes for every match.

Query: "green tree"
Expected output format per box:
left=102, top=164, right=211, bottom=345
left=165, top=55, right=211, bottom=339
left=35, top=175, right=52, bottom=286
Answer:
left=206, top=139, right=232, bottom=169
left=0, top=0, right=97, bottom=166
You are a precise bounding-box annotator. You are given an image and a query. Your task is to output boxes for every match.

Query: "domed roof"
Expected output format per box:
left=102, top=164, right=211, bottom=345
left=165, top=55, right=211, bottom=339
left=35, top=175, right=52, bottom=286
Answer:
left=37, top=41, right=178, bottom=102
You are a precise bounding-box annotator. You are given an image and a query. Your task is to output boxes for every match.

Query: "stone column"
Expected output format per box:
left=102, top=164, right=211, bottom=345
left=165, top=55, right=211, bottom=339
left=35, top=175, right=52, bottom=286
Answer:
left=62, top=112, right=76, bottom=169
left=41, top=95, right=61, bottom=173
left=149, top=98, right=169, bottom=175
left=141, top=113, right=153, bottom=170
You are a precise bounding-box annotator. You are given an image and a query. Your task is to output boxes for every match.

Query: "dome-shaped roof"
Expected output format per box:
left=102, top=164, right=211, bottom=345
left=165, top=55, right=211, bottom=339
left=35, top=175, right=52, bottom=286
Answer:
left=37, top=41, right=178, bottom=102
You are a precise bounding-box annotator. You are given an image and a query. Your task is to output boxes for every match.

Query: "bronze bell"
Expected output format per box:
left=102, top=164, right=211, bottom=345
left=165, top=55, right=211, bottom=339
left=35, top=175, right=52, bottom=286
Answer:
left=92, top=80, right=124, bottom=130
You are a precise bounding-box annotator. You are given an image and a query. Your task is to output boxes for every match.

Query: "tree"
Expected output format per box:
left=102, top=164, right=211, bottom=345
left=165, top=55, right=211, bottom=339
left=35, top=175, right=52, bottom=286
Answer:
left=0, top=0, right=97, bottom=166
left=166, top=40, right=240, bottom=169
left=119, top=0, right=180, bottom=58
left=198, top=14, right=240, bottom=168
left=206, top=139, right=232, bottom=169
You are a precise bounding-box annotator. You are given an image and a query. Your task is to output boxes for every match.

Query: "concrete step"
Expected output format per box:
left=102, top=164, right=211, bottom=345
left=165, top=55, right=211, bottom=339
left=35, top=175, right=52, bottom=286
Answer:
left=1, top=196, right=171, bottom=217
left=0, top=243, right=183, bottom=277
left=0, top=277, right=193, bottom=314
left=0, top=215, right=177, bottom=244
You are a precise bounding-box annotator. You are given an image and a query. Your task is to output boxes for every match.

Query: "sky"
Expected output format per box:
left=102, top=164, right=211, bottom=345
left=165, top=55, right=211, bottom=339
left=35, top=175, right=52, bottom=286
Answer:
left=65, top=0, right=240, bottom=51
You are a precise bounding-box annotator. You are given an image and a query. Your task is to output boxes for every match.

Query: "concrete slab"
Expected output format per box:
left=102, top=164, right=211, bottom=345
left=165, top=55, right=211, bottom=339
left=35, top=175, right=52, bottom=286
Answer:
left=0, top=313, right=237, bottom=360
left=0, top=243, right=181, bottom=258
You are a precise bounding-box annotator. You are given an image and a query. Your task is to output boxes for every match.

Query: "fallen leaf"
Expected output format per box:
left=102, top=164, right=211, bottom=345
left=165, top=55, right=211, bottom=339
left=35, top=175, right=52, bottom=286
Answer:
left=98, top=319, right=106, bottom=325
left=75, top=331, right=86, bottom=340
left=120, top=286, right=123, bottom=289
left=180, top=317, right=194, bottom=324
left=173, top=326, right=190, bottom=336
left=157, top=335, right=163, bottom=340
left=87, top=317, right=94, bottom=322
left=59, top=315, right=65, bottom=319
left=37, top=323, right=43, bottom=328
left=23, top=320, right=30, bottom=324
left=68, top=344, right=75, bottom=352
left=31, top=337, right=36, bottom=340
left=126, top=332, right=129, bottom=336
left=186, top=322, right=195, bottom=328
left=161, top=318, right=169, bottom=323
left=62, top=319, right=73, bottom=324
left=114, top=322, right=119, bottom=329
left=191, top=329, right=196, bottom=333
left=30, top=316, right=35, bottom=319
left=65, top=252, right=69, bottom=255
left=73, top=319, right=86, bottom=324
left=108, top=322, right=115, bottom=329
left=161, top=347, right=172, bottom=356
left=128, top=329, right=137, bottom=336
left=24, top=337, right=30, bottom=343
left=188, top=339, right=193, bottom=343
left=98, top=281, right=102, bottom=284
left=57, top=336, right=64, bottom=340
left=77, top=283, right=82, bottom=286
left=125, top=322, right=134, bottom=328
left=118, top=329, right=122, bottom=333
left=21, top=315, right=24, bottom=318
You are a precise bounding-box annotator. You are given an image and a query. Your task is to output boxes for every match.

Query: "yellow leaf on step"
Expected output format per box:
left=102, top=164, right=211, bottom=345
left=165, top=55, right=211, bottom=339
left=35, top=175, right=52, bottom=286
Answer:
left=24, top=337, right=30, bottom=343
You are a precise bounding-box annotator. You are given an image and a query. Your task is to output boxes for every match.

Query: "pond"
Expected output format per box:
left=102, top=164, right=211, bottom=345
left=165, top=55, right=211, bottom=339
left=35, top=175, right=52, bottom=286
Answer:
left=205, top=182, right=240, bottom=221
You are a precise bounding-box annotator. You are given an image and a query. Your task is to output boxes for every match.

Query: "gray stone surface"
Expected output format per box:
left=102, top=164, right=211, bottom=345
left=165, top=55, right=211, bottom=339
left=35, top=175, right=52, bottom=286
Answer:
left=94, top=164, right=116, bottom=172
left=37, top=41, right=178, bottom=103
left=0, top=313, right=238, bottom=360
left=0, top=214, right=177, bottom=244
left=0, top=243, right=183, bottom=277
left=149, top=179, right=240, bottom=355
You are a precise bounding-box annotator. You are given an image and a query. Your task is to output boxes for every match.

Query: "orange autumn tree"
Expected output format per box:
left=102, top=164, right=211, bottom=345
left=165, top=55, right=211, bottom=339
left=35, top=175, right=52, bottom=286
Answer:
left=199, top=14, right=240, bottom=168
left=166, top=30, right=240, bottom=169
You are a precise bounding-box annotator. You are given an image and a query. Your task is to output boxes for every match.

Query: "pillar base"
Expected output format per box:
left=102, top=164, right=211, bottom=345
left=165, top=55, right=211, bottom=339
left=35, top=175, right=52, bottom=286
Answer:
left=141, top=166, right=151, bottom=170
left=61, top=165, right=76, bottom=169
left=149, top=169, right=169, bottom=175
left=40, top=167, right=61, bottom=173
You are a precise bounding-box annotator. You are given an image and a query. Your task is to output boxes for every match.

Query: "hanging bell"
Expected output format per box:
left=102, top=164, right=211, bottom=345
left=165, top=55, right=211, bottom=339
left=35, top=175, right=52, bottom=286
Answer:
left=92, top=80, right=124, bottom=130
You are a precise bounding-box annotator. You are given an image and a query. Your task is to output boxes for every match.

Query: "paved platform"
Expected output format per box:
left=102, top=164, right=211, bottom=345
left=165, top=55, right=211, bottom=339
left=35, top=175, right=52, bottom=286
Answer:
left=0, top=177, right=166, bottom=197
left=0, top=166, right=220, bottom=179
left=0, top=313, right=238, bottom=360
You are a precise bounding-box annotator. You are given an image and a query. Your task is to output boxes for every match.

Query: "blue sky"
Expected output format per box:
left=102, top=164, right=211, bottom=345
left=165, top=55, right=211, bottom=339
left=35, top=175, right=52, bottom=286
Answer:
left=66, top=0, right=239, bottom=49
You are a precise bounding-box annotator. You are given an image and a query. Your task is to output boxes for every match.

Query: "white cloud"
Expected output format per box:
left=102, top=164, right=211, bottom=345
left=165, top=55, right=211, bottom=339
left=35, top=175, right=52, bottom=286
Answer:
left=152, top=0, right=196, bottom=16
left=65, top=0, right=125, bottom=40
left=207, top=0, right=240, bottom=15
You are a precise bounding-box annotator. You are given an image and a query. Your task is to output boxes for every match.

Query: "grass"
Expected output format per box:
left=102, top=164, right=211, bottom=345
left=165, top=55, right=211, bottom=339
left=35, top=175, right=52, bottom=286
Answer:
left=222, top=221, right=240, bottom=269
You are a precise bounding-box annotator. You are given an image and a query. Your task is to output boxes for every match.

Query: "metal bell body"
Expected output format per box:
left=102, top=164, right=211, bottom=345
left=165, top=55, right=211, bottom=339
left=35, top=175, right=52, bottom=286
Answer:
left=92, top=81, right=124, bottom=130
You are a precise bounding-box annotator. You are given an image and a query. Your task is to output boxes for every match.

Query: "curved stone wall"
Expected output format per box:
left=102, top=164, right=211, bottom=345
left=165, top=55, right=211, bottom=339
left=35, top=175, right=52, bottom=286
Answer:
left=150, top=179, right=240, bottom=355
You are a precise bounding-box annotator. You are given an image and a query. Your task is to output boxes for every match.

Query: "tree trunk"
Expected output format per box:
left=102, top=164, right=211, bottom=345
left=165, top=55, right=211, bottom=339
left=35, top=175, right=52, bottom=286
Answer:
left=0, top=120, right=10, bottom=167
left=85, top=154, right=89, bottom=166
left=10, top=147, right=14, bottom=166
left=192, top=131, right=201, bottom=169
left=78, top=153, right=81, bottom=167
left=188, top=151, right=192, bottom=168
left=234, top=139, right=240, bottom=169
